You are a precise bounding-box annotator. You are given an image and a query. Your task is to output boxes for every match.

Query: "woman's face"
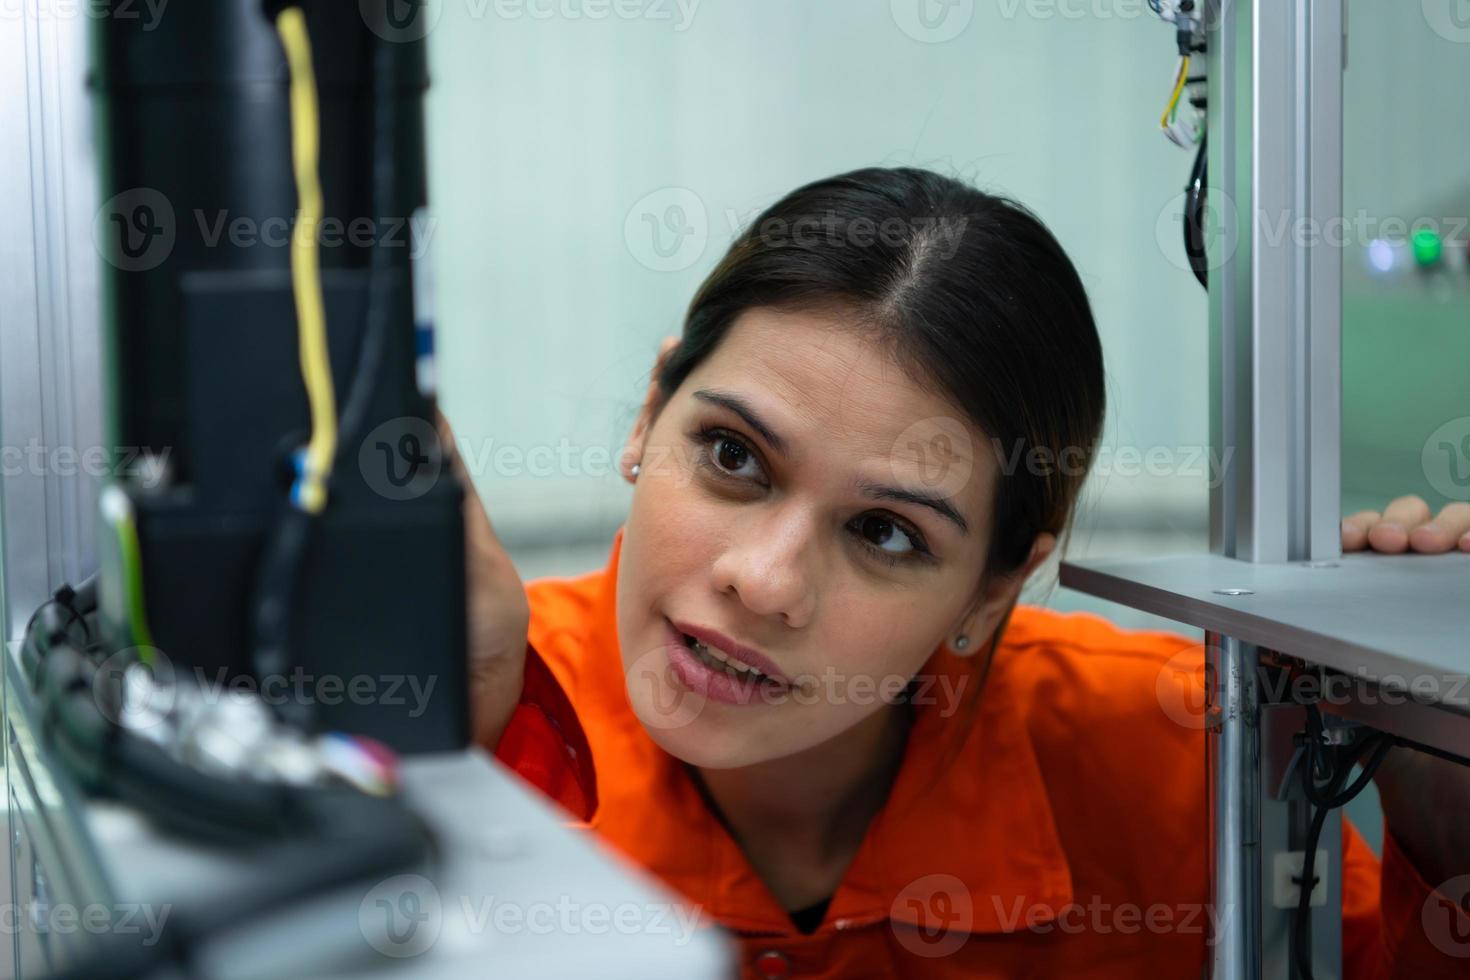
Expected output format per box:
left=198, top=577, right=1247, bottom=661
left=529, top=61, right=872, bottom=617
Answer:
left=616, top=305, right=1046, bottom=769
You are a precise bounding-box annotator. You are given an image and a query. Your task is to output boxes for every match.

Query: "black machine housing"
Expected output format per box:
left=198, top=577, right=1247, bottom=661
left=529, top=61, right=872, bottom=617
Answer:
left=91, top=0, right=468, bottom=752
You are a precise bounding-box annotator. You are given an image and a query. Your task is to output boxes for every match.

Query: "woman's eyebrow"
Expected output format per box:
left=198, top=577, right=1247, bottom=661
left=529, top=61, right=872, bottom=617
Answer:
left=856, top=481, right=970, bottom=536
left=691, top=387, right=970, bottom=537
left=691, top=388, right=791, bottom=457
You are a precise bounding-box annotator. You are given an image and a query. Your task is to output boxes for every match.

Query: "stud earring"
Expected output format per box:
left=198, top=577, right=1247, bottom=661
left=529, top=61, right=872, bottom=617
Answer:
left=953, top=635, right=969, bottom=651
left=630, top=462, right=641, bottom=480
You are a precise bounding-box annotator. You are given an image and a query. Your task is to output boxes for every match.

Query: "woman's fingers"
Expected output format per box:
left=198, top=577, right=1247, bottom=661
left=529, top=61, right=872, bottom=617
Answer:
left=1382, top=494, right=1432, bottom=527
left=1408, top=501, right=1470, bottom=554
left=1366, top=495, right=1432, bottom=553
left=1341, top=510, right=1380, bottom=551
left=1342, top=495, right=1470, bottom=554
left=432, top=407, right=530, bottom=662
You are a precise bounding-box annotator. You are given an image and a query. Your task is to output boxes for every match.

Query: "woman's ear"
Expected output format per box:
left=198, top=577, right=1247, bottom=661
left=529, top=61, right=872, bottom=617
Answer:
left=621, top=336, right=682, bottom=483
left=947, top=531, right=1057, bottom=656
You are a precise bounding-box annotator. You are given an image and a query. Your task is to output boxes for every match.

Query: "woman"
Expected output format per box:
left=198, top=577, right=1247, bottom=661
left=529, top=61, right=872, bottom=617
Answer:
left=446, top=167, right=1470, bottom=978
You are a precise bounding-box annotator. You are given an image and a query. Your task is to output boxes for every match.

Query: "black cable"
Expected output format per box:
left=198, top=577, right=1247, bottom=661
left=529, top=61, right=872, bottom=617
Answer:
left=1294, top=720, right=1388, bottom=980
left=243, top=0, right=327, bottom=726
left=246, top=502, right=316, bottom=731
left=1183, top=132, right=1208, bottom=291
left=1302, top=734, right=1394, bottom=811
left=30, top=614, right=342, bottom=842
left=25, top=611, right=438, bottom=980
left=69, top=572, right=100, bottom=615
left=1287, top=702, right=1470, bottom=980
left=22, top=577, right=96, bottom=661
left=1294, top=782, right=1340, bottom=980
left=1390, top=739, right=1470, bottom=768
left=335, top=25, right=401, bottom=465
left=245, top=9, right=404, bottom=722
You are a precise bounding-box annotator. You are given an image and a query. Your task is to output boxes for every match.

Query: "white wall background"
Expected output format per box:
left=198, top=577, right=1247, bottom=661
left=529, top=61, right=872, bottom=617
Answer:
left=423, top=0, right=1215, bottom=581
left=421, top=0, right=1470, bottom=682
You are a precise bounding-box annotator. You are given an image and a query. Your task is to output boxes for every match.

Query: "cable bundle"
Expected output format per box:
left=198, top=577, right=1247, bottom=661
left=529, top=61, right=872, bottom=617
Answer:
left=1290, top=701, right=1468, bottom=980
left=23, top=579, right=437, bottom=980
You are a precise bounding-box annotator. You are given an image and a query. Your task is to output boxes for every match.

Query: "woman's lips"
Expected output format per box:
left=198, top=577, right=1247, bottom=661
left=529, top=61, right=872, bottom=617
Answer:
left=664, top=619, right=789, bottom=707
left=667, top=618, right=792, bottom=685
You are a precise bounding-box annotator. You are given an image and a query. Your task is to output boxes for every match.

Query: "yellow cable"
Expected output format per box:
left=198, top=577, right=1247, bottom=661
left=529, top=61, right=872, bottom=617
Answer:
left=277, top=7, right=337, bottom=515
left=1160, top=55, right=1190, bottom=131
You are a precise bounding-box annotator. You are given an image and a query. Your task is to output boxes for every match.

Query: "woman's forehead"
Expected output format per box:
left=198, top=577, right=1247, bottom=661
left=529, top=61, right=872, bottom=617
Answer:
left=680, top=307, right=995, bottom=511
left=695, top=308, right=965, bottom=435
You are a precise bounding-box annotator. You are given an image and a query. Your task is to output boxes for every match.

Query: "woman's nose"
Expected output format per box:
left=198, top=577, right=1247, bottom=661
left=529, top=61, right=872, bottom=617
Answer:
left=710, top=512, right=818, bottom=628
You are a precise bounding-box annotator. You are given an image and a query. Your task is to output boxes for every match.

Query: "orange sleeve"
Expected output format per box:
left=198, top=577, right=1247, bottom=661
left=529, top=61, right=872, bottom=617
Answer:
left=1341, top=817, right=1382, bottom=976
left=1342, top=817, right=1470, bottom=978
left=1376, top=822, right=1470, bottom=974
left=492, top=640, right=598, bottom=824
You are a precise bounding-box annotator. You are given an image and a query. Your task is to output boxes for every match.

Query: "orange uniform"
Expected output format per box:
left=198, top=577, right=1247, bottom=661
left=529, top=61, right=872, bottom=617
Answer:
left=492, top=527, right=1467, bottom=978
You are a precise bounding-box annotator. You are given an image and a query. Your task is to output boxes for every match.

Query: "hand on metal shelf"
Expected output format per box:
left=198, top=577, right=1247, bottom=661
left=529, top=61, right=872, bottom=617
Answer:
left=1340, top=496, right=1470, bottom=554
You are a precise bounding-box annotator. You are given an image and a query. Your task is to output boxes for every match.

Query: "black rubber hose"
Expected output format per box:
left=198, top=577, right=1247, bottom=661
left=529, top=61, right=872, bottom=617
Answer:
left=246, top=500, right=316, bottom=731
left=334, top=20, right=401, bottom=466
left=1292, top=720, right=1396, bottom=980
left=1183, top=133, right=1208, bottom=291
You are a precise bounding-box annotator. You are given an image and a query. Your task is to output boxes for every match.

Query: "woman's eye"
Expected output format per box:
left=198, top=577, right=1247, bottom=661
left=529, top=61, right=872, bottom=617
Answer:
left=697, top=428, right=765, bottom=482
left=691, top=426, right=931, bottom=566
left=850, top=514, right=927, bottom=562
left=713, top=436, right=754, bottom=475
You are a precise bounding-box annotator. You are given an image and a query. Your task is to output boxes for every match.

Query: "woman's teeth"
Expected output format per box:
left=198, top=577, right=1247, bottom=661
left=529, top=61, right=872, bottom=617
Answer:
left=684, top=634, right=769, bottom=681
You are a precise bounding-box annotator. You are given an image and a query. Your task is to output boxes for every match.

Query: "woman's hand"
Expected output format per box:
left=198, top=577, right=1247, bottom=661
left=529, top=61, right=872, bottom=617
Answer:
left=1341, top=495, right=1470, bottom=553
left=1373, top=747, right=1470, bottom=890
left=436, top=408, right=530, bottom=751
left=1340, top=495, right=1470, bottom=888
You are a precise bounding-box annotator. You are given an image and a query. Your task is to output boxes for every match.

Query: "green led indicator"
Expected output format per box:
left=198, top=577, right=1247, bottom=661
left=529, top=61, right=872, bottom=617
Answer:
left=1411, top=228, right=1442, bottom=267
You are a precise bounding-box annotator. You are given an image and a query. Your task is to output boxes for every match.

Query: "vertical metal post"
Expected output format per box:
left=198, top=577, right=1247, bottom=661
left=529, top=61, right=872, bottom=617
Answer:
left=1206, top=0, right=1345, bottom=977
left=1206, top=632, right=1262, bottom=980
left=0, top=12, right=104, bottom=642
left=1, top=12, right=104, bottom=976
left=1208, top=0, right=1343, bottom=565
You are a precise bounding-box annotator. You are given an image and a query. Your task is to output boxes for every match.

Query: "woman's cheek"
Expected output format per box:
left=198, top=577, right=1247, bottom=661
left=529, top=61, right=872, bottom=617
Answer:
left=634, top=472, right=724, bottom=564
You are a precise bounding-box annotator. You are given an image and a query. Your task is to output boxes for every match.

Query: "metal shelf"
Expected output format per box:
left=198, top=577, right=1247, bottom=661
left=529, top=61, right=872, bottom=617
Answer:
left=1060, top=551, right=1470, bottom=704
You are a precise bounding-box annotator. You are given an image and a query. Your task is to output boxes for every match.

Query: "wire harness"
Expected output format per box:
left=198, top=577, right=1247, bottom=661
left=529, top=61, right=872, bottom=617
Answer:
left=22, top=578, right=434, bottom=980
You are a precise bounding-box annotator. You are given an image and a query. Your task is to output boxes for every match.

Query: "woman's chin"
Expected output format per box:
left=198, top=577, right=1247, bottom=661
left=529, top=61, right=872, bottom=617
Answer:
left=634, top=709, right=716, bottom=760
left=631, top=704, right=758, bottom=770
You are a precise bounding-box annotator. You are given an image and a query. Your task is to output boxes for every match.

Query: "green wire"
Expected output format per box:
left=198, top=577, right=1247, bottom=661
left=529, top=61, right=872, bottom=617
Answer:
left=116, top=512, right=157, bottom=664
